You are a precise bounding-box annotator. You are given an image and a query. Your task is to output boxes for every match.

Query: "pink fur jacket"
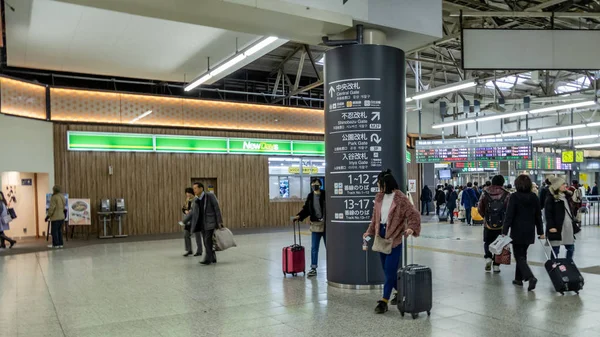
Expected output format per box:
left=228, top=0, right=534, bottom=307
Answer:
left=364, top=190, right=421, bottom=248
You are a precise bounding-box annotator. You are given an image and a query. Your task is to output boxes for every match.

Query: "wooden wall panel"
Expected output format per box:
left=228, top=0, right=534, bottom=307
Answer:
left=54, top=123, right=323, bottom=236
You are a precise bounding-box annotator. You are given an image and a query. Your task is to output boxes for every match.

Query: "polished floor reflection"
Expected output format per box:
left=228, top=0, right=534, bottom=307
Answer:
left=2, top=221, right=600, bottom=337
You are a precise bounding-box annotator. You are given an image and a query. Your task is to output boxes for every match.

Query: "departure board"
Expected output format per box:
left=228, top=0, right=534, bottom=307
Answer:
left=516, top=160, right=535, bottom=170
left=416, top=137, right=532, bottom=163
left=415, top=139, right=469, bottom=163
left=453, top=161, right=499, bottom=172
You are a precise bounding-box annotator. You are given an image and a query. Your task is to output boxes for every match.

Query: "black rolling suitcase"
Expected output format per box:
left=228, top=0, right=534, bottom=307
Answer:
left=397, top=236, right=432, bottom=319
left=540, top=238, right=584, bottom=295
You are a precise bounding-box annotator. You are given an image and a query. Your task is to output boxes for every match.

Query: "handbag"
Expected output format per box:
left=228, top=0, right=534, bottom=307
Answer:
left=564, top=204, right=581, bottom=234
left=494, top=246, right=512, bottom=265
left=372, top=235, right=393, bottom=254
left=489, top=235, right=512, bottom=255
left=214, top=226, right=237, bottom=251
left=310, top=221, right=324, bottom=233
left=7, top=208, right=17, bottom=219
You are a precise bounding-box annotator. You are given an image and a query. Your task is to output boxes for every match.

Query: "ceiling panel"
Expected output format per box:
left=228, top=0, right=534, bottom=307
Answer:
left=6, top=0, right=263, bottom=82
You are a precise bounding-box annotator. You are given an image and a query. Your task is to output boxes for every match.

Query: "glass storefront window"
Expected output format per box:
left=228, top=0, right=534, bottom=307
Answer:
left=268, top=157, right=325, bottom=202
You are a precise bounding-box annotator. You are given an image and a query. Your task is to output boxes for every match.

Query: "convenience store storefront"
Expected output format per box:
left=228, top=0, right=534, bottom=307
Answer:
left=62, top=129, right=415, bottom=235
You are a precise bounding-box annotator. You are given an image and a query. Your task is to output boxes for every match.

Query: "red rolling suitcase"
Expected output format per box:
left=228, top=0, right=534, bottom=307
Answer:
left=282, top=218, right=305, bottom=277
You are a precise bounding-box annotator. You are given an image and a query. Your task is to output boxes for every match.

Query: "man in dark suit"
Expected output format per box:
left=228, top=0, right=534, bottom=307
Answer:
left=183, top=182, right=223, bottom=265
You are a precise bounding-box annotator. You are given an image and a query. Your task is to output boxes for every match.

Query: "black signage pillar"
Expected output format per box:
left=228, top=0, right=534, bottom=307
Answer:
left=325, top=44, right=406, bottom=287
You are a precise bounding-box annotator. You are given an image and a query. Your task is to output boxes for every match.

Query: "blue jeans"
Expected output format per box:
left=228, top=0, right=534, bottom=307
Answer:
left=421, top=201, right=429, bottom=215
left=378, top=223, right=403, bottom=300
left=311, top=231, right=326, bottom=268
left=465, top=207, right=472, bottom=224
left=51, top=220, right=64, bottom=247
left=552, top=244, right=575, bottom=260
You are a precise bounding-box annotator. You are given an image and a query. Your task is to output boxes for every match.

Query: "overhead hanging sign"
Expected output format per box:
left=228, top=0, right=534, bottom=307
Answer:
left=562, top=150, right=574, bottom=163
left=416, top=137, right=532, bottom=163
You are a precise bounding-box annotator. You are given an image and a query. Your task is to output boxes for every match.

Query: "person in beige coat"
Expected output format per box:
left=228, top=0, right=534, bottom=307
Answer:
left=45, top=186, right=66, bottom=249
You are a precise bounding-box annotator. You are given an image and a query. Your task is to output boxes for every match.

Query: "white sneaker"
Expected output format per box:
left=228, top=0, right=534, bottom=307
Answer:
left=58, top=246, right=64, bottom=249
left=485, top=258, right=492, bottom=271
left=493, top=265, right=501, bottom=273
left=47, top=245, right=54, bottom=249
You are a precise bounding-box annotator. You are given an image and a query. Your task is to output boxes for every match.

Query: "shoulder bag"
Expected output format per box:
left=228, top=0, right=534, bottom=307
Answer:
left=372, top=235, right=392, bottom=255
left=310, top=221, right=324, bottom=233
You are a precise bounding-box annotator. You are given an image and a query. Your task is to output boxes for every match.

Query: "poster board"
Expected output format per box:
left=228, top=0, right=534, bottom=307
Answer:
left=408, top=179, right=417, bottom=193
left=46, top=193, right=69, bottom=221
left=68, top=199, right=91, bottom=225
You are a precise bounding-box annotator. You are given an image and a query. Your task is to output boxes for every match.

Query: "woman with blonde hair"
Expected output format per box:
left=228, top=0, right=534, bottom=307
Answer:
left=545, top=177, right=578, bottom=260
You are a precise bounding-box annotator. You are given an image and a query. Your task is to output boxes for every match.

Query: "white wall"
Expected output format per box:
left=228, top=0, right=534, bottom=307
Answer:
left=0, top=114, right=54, bottom=189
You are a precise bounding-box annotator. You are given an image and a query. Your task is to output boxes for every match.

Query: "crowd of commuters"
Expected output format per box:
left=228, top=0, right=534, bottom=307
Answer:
left=420, top=175, right=585, bottom=292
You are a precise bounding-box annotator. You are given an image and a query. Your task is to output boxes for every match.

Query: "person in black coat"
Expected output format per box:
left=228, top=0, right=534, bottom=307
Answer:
left=435, top=185, right=446, bottom=216
left=295, top=178, right=326, bottom=277
left=539, top=178, right=551, bottom=210
left=502, top=175, right=544, bottom=291
left=420, top=185, right=432, bottom=215
left=446, top=186, right=458, bottom=224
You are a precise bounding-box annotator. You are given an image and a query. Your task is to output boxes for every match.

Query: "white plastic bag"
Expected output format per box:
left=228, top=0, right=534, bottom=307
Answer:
left=489, top=235, right=512, bottom=255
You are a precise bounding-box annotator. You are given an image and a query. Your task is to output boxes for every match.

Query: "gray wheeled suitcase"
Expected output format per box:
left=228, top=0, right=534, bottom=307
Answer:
left=397, top=236, right=433, bottom=319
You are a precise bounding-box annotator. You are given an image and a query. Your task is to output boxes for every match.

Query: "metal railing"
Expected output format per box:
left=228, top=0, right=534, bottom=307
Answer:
left=581, top=196, right=600, bottom=226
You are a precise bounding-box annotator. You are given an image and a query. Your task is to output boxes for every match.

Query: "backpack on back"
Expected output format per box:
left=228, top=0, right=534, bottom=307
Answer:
left=572, top=188, right=582, bottom=203
left=485, top=192, right=508, bottom=230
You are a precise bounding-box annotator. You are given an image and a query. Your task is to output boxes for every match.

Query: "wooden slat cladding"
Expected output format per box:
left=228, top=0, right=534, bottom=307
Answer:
left=54, top=123, right=323, bottom=236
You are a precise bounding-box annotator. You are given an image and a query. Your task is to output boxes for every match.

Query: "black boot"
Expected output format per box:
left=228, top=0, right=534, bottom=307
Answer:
left=374, top=300, right=388, bottom=314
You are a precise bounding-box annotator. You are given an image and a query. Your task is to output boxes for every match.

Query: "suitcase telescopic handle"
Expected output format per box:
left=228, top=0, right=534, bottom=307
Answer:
left=290, top=216, right=301, bottom=246
left=402, top=234, right=414, bottom=267
left=538, top=237, right=558, bottom=261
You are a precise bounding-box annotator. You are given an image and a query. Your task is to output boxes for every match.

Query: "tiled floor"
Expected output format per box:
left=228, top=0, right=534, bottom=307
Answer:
left=2, top=220, right=600, bottom=337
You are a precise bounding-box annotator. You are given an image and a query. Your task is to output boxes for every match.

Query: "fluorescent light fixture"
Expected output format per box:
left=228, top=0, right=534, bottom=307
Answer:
left=536, top=124, right=587, bottom=133
left=431, top=119, right=476, bottom=129
left=587, top=121, right=600, bottom=127
left=210, top=54, right=246, bottom=76
left=502, top=131, right=532, bottom=137
left=244, top=36, right=278, bottom=56
left=529, top=100, right=596, bottom=114
left=406, top=97, right=414, bottom=102
left=476, top=135, right=498, bottom=139
left=129, top=110, right=152, bottom=124
left=575, top=143, right=600, bottom=149
left=476, top=110, right=528, bottom=122
left=184, top=36, right=278, bottom=91
left=408, top=80, right=477, bottom=101
left=556, top=134, right=600, bottom=142
left=532, top=138, right=558, bottom=144
left=184, top=74, right=212, bottom=92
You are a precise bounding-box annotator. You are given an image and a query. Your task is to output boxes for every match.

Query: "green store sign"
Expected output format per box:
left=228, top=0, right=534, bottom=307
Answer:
left=68, top=132, right=324, bottom=156
left=67, top=132, right=411, bottom=162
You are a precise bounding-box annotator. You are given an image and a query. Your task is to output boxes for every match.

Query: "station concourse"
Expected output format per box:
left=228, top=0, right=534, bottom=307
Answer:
left=1, top=1, right=600, bottom=336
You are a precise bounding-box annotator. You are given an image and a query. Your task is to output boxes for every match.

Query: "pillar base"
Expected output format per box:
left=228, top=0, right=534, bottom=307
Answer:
left=327, top=281, right=383, bottom=290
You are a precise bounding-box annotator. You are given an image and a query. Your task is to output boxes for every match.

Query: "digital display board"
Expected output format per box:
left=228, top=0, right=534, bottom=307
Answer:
left=516, top=160, right=535, bottom=170
left=453, top=161, right=499, bottom=171
left=416, top=138, right=531, bottom=163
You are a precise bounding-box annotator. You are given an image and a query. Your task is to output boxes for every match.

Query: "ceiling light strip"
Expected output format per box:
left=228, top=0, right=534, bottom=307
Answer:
left=432, top=100, right=597, bottom=129
left=129, top=110, right=153, bottom=124
left=406, top=80, right=477, bottom=102
left=184, top=36, right=278, bottom=92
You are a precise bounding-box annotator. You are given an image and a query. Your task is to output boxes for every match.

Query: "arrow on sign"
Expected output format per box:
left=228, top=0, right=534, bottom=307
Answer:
left=371, top=111, right=380, bottom=121
left=371, top=134, right=381, bottom=144
left=329, top=86, right=335, bottom=98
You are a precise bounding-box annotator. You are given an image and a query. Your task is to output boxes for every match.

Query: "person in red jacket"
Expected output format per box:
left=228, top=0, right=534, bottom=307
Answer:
left=363, top=169, right=421, bottom=314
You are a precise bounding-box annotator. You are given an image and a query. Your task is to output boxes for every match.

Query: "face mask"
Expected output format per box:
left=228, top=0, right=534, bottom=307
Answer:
left=313, top=185, right=321, bottom=191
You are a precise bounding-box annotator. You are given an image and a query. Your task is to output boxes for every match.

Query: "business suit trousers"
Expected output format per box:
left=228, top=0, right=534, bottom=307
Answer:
left=202, top=229, right=216, bottom=263
left=184, top=229, right=203, bottom=254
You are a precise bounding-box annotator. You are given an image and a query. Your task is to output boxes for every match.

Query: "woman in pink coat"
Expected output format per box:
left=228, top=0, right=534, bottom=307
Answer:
left=363, top=170, right=421, bottom=314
